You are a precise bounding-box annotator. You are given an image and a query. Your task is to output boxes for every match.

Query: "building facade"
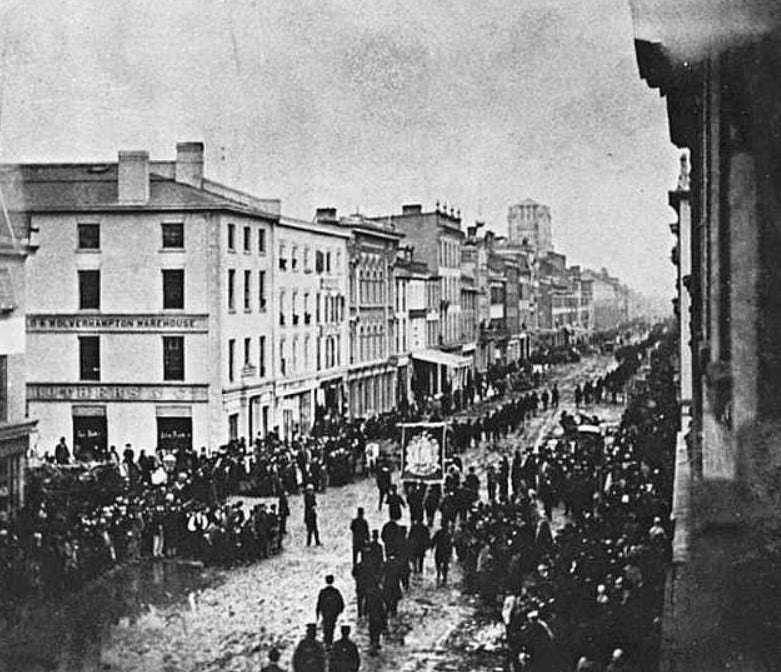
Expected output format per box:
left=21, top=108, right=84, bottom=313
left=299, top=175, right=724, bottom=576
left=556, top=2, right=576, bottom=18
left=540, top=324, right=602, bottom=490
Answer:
left=7, top=143, right=281, bottom=454
left=507, top=199, right=553, bottom=255
left=0, top=205, right=37, bottom=517
left=274, top=215, right=349, bottom=437
left=631, top=3, right=781, bottom=669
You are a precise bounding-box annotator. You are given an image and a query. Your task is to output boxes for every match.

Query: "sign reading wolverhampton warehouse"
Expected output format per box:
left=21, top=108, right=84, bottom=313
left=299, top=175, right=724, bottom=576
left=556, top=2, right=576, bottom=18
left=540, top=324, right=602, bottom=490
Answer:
left=27, top=314, right=209, bottom=333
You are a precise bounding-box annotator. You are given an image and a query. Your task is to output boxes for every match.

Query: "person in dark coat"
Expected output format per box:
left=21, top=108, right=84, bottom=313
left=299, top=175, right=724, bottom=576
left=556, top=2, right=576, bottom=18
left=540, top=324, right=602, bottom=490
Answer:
left=386, top=485, right=406, bottom=521
left=329, top=625, right=360, bottom=672
left=316, top=574, right=345, bottom=647
left=352, top=553, right=375, bottom=618
left=304, top=485, right=321, bottom=547
left=365, top=586, right=387, bottom=656
left=364, top=530, right=384, bottom=576
left=278, top=489, right=290, bottom=537
left=55, top=437, right=70, bottom=465
left=350, top=507, right=370, bottom=565
left=431, top=522, right=453, bottom=586
left=408, top=520, right=430, bottom=573
left=292, top=623, right=325, bottom=672
left=376, top=465, right=391, bottom=510
left=382, top=553, right=404, bottom=616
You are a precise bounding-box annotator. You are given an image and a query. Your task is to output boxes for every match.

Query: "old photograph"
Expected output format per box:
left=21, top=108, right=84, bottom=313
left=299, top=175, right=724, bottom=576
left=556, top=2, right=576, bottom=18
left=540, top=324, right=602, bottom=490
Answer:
left=0, top=1, right=779, bottom=671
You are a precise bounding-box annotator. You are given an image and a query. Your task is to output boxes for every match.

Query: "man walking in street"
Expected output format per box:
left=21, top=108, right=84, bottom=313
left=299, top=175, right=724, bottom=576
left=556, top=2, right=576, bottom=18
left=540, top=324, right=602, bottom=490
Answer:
left=316, top=574, right=345, bottom=647
left=304, top=484, right=321, bottom=547
left=365, top=586, right=387, bottom=656
left=376, top=463, right=392, bottom=511
left=386, top=484, right=406, bottom=521
left=292, top=623, right=325, bottom=672
left=329, top=625, right=360, bottom=672
left=349, top=507, right=369, bottom=565
left=431, top=521, right=454, bottom=587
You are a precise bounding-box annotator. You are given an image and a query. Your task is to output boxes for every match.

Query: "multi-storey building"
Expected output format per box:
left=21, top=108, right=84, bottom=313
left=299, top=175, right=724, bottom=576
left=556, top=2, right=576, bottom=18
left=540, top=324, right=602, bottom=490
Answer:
left=0, top=201, right=37, bottom=517
left=631, top=6, right=781, bottom=668
left=325, top=210, right=402, bottom=420
left=274, top=215, right=349, bottom=437
left=373, top=204, right=471, bottom=402
left=507, top=199, right=553, bottom=256
left=5, top=142, right=281, bottom=453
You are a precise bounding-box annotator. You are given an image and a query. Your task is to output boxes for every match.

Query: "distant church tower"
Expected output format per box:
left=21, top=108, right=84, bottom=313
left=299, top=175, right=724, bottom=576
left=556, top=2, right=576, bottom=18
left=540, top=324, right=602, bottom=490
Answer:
left=507, top=199, right=553, bottom=255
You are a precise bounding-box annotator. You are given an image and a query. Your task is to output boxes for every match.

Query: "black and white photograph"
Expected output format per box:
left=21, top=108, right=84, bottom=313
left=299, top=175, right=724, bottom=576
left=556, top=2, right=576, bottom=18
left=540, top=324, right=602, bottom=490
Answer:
left=0, top=1, right=779, bottom=671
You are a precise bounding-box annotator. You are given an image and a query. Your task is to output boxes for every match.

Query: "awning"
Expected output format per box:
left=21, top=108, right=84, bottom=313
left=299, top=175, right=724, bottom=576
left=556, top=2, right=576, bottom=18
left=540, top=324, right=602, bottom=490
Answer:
left=412, top=349, right=471, bottom=369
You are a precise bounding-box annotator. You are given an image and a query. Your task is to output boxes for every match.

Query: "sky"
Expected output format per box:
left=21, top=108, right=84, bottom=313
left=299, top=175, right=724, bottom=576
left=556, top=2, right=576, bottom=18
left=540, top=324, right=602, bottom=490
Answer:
left=0, top=0, right=680, bottom=298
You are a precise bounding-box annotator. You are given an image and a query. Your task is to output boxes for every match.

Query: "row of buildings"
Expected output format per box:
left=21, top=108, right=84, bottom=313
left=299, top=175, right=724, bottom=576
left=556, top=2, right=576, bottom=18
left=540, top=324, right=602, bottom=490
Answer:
left=632, top=2, right=781, bottom=670
left=0, top=142, right=638, bottom=514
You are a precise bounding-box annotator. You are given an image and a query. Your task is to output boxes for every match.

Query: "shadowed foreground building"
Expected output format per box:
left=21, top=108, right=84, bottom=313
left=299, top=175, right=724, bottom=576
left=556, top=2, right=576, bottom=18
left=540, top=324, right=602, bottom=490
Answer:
left=631, top=2, right=781, bottom=670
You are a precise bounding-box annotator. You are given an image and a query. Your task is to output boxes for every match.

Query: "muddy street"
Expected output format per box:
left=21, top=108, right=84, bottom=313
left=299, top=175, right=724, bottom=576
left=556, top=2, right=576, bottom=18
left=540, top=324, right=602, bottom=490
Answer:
left=6, top=355, right=622, bottom=672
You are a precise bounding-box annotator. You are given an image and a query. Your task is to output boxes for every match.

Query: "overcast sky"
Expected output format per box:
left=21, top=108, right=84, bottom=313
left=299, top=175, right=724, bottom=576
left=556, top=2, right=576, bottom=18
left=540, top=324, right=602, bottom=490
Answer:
left=0, top=0, right=679, bottom=297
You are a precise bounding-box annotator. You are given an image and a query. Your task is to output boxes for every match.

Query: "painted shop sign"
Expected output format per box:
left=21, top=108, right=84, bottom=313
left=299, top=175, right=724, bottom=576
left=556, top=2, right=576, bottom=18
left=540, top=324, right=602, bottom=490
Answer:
left=28, top=383, right=209, bottom=403
left=27, top=314, right=209, bottom=333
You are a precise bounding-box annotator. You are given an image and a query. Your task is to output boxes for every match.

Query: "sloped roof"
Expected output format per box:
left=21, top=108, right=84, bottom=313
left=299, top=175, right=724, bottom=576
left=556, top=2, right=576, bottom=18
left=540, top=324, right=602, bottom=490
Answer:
left=0, top=163, right=278, bottom=218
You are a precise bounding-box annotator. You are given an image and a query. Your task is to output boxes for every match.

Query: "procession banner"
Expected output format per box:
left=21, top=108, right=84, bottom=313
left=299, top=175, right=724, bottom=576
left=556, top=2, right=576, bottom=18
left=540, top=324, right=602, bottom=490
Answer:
left=399, top=422, right=447, bottom=483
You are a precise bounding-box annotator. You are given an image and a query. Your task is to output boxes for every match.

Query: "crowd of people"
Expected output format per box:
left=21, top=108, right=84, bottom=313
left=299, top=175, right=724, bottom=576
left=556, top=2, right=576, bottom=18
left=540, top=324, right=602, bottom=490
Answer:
left=278, top=326, right=674, bottom=671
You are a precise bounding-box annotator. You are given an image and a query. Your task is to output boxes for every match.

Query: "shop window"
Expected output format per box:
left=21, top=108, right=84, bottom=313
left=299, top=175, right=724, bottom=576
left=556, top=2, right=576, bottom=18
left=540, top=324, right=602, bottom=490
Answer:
left=163, top=336, right=185, bottom=381
left=79, top=336, right=100, bottom=381
left=162, top=222, right=184, bottom=248
left=78, top=223, right=100, bottom=250
left=162, top=269, right=185, bottom=309
left=78, top=270, right=100, bottom=310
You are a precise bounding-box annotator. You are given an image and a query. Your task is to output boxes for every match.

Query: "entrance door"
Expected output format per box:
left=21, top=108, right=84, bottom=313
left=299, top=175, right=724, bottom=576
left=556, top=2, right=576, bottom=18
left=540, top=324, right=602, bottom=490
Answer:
left=73, top=415, right=107, bottom=460
left=156, top=417, right=193, bottom=453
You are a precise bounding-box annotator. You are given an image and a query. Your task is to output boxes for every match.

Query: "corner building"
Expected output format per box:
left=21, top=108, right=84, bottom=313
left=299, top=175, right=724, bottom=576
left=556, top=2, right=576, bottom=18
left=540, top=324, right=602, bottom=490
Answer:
left=6, top=143, right=279, bottom=455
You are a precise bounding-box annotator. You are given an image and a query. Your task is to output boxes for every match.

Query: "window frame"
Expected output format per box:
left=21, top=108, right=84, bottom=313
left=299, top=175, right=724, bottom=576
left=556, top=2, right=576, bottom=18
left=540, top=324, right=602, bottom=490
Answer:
left=161, top=222, right=185, bottom=249
left=162, top=336, right=185, bottom=381
left=162, top=269, right=185, bottom=310
left=77, top=223, right=100, bottom=250
left=78, top=270, right=100, bottom=310
left=79, top=336, right=100, bottom=381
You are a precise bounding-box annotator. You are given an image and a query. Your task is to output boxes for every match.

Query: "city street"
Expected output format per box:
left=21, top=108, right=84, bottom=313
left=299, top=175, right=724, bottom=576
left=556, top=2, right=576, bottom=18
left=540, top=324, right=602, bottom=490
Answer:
left=84, top=355, right=623, bottom=672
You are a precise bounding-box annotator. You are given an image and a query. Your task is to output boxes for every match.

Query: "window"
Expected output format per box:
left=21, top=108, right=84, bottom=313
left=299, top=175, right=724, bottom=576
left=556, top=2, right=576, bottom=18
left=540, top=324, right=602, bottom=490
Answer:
left=163, top=336, right=185, bottom=381
left=162, top=269, right=185, bottom=309
left=78, top=270, right=100, bottom=310
left=303, top=247, right=310, bottom=271
left=162, top=222, right=184, bottom=248
left=315, top=250, right=324, bottom=274
left=279, top=291, right=286, bottom=326
left=228, top=339, right=236, bottom=382
left=292, top=336, right=299, bottom=373
left=229, top=414, right=239, bottom=441
left=280, top=338, right=286, bottom=376
left=304, top=292, right=311, bottom=324
left=79, top=336, right=100, bottom=381
left=0, top=356, right=6, bottom=423
left=244, top=270, right=251, bottom=311
left=291, top=246, right=298, bottom=271
left=279, top=244, right=287, bottom=270
left=244, top=337, right=251, bottom=366
left=316, top=293, right=321, bottom=323
left=292, top=290, right=299, bottom=325
left=227, top=269, right=236, bottom=310
left=259, top=271, right=267, bottom=311
left=78, top=223, right=100, bottom=250
left=243, top=226, right=251, bottom=252
left=304, top=335, right=310, bottom=370
left=228, top=224, right=236, bottom=251
left=259, top=336, right=266, bottom=377
left=326, top=251, right=332, bottom=273
left=258, top=228, right=266, bottom=254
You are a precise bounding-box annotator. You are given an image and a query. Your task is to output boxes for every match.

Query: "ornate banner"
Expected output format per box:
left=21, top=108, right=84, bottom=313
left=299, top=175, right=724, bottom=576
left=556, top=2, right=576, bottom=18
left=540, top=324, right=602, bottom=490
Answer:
left=399, top=422, right=447, bottom=483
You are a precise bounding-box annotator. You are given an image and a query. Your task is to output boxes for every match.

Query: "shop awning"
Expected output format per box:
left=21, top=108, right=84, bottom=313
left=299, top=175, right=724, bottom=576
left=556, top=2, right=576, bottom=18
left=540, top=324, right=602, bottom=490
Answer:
left=412, top=348, right=471, bottom=369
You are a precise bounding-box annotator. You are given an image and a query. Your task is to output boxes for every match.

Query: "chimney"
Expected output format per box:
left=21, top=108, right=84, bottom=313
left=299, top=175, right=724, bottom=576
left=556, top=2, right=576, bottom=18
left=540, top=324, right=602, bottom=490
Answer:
left=315, top=207, right=337, bottom=223
left=117, top=150, right=149, bottom=204
left=401, top=204, right=422, bottom=215
left=176, top=142, right=204, bottom=189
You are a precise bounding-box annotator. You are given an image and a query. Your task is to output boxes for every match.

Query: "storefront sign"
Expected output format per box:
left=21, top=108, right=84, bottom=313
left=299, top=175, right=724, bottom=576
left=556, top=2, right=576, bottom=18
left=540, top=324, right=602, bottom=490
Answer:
left=27, top=314, right=209, bottom=333
left=28, top=383, right=209, bottom=403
